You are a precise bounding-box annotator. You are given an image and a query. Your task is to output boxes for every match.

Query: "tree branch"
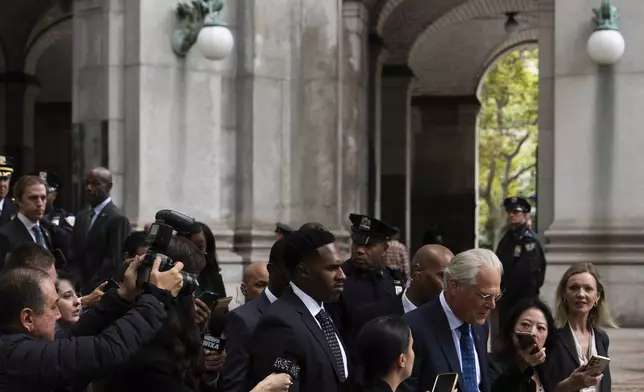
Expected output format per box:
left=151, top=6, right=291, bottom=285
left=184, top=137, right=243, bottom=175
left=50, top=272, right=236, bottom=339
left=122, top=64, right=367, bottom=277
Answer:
left=505, top=163, right=537, bottom=186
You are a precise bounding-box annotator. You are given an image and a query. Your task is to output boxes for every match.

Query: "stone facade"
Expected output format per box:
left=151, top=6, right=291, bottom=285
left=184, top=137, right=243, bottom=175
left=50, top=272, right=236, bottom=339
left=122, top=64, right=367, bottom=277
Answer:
left=1, top=0, right=644, bottom=322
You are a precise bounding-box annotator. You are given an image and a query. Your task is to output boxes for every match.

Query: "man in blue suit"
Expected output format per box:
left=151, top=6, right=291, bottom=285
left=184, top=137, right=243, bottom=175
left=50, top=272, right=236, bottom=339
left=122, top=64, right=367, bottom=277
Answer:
left=399, top=248, right=503, bottom=392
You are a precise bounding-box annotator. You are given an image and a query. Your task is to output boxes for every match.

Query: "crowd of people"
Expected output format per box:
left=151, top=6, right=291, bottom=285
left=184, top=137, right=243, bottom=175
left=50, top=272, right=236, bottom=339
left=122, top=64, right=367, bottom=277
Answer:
left=0, top=155, right=617, bottom=392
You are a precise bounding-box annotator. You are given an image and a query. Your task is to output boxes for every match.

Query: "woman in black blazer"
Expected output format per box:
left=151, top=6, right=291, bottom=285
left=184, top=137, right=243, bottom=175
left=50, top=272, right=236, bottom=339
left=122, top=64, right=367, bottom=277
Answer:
left=352, top=315, right=416, bottom=392
left=550, top=263, right=617, bottom=392
left=489, top=297, right=557, bottom=392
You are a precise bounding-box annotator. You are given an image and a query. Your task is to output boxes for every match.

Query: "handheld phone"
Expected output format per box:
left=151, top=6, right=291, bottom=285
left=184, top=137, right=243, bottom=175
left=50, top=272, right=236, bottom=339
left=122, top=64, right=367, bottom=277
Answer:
left=515, top=331, right=537, bottom=352
left=431, top=372, right=458, bottom=392
left=198, top=291, right=220, bottom=308
left=584, top=355, right=610, bottom=372
left=103, top=279, right=121, bottom=291
left=214, top=296, right=233, bottom=310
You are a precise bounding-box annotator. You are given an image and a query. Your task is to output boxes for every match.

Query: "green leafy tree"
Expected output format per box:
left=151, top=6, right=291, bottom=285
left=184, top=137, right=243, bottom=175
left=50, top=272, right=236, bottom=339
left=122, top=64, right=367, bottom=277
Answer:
left=478, top=48, right=538, bottom=248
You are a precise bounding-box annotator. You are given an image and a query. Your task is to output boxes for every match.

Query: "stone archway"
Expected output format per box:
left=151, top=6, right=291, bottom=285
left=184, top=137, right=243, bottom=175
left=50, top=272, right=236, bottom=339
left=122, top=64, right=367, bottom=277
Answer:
left=23, top=14, right=73, bottom=208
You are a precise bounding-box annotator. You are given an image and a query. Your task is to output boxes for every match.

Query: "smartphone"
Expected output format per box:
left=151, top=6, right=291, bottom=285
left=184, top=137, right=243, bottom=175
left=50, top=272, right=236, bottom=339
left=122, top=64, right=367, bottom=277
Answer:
left=104, top=278, right=121, bottom=291
left=198, top=291, right=220, bottom=308
left=584, top=355, right=610, bottom=372
left=515, top=331, right=537, bottom=350
left=431, top=372, right=458, bottom=392
left=214, top=296, right=233, bottom=310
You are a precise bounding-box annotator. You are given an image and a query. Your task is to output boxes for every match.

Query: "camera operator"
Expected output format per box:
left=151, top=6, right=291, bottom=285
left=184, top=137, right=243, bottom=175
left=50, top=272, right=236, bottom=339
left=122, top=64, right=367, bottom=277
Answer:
left=104, top=226, right=219, bottom=392
left=0, top=256, right=184, bottom=392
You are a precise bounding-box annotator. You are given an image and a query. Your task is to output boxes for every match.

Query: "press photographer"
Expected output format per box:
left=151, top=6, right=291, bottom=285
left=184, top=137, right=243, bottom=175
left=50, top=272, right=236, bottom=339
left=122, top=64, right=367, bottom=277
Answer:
left=0, top=254, right=184, bottom=392
left=103, top=209, right=218, bottom=392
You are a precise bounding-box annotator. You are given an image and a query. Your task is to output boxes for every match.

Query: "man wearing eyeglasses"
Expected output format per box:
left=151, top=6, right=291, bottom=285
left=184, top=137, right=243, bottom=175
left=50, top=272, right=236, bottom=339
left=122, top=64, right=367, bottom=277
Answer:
left=494, top=196, right=546, bottom=337
left=399, top=248, right=503, bottom=392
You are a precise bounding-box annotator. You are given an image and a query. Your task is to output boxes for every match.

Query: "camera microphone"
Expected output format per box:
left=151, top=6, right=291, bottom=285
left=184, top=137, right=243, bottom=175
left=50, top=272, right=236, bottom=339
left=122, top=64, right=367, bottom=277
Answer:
left=202, top=308, right=227, bottom=352
left=271, top=353, right=301, bottom=381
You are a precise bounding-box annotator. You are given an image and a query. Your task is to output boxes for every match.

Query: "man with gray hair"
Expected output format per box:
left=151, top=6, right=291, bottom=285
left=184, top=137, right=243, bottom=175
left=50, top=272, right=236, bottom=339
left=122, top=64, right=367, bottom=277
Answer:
left=399, top=248, right=503, bottom=392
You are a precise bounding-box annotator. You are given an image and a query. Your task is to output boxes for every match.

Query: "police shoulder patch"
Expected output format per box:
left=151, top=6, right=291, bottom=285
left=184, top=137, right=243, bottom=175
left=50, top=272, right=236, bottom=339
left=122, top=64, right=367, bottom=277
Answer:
left=525, top=243, right=536, bottom=252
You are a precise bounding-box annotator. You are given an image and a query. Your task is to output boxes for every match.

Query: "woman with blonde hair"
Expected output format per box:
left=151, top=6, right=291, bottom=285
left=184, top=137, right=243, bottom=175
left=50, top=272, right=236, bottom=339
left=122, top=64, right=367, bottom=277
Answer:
left=551, top=263, right=617, bottom=392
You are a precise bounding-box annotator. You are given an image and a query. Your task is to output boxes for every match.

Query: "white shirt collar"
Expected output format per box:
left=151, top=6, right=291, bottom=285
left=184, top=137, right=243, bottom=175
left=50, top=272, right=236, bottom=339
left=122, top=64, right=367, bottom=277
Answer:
left=290, top=282, right=324, bottom=317
left=92, top=197, right=112, bottom=215
left=439, top=291, right=464, bottom=331
left=264, top=287, right=278, bottom=304
left=17, top=212, right=39, bottom=231
left=401, top=288, right=417, bottom=313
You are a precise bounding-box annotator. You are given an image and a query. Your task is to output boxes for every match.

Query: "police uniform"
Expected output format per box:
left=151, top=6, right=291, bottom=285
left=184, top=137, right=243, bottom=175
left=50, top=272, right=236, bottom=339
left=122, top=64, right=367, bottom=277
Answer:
left=326, top=214, right=405, bottom=363
left=36, top=172, right=74, bottom=265
left=0, top=156, right=16, bottom=228
left=495, top=197, right=546, bottom=325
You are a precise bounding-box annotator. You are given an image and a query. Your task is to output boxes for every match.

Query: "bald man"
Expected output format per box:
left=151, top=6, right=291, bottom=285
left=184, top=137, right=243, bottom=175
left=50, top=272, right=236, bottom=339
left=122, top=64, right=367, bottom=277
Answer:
left=241, top=261, right=269, bottom=303
left=352, top=244, right=454, bottom=336
left=72, top=167, right=131, bottom=295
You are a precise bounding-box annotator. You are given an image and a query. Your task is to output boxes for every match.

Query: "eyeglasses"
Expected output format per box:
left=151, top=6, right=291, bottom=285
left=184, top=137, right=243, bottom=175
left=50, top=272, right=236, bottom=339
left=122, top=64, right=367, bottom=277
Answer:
left=470, top=286, right=503, bottom=302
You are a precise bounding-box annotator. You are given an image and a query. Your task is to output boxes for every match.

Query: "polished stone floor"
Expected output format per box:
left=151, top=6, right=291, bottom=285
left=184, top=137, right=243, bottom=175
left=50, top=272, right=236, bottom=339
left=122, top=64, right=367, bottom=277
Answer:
left=609, top=329, right=644, bottom=391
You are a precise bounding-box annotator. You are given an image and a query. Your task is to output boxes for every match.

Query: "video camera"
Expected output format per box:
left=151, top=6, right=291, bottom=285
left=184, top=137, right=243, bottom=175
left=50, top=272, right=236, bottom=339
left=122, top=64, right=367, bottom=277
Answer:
left=138, top=209, right=199, bottom=295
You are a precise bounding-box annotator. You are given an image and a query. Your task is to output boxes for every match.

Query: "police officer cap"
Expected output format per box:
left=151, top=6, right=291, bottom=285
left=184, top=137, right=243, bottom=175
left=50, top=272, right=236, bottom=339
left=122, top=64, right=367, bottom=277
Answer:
left=504, top=196, right=531, bottom=213
left=275, top=222, right=294, bottom=235
left=349, top=213, right=397, bottom=245
left=34, top=171, right=61, bottom=193
left=0, top=155, right=14, bottom=178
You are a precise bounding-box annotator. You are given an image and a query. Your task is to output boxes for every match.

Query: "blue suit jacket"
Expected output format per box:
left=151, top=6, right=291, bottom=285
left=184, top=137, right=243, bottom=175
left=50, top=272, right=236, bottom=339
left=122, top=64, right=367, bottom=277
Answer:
left=399, top=298, right=491, bottom=392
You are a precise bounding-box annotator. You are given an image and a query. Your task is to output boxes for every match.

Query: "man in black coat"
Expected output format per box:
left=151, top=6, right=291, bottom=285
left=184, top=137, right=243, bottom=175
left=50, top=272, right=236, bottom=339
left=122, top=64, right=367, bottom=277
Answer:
left=250, top=229, right=349, bottom=392
left=0, top=175, right=55, bottom=269
left=221, top=238, right=290, bottom=392
left=72, top=167, right=131, bottom=294
left=352, top=244, right=453, bottom=336
left=0, top=155, right=16, bottom=228
left=0, top=257, right=185, bottom=392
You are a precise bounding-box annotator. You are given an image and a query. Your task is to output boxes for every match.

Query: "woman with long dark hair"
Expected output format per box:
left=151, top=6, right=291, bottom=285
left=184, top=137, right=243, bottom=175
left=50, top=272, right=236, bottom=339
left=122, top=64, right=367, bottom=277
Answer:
left=354, top=315, right=415, bottom=392
left=104, top=236, right=207, bottom=392
left=181, top=222, right=226, bottom=299
left=489, top=297, right=557, bottom=392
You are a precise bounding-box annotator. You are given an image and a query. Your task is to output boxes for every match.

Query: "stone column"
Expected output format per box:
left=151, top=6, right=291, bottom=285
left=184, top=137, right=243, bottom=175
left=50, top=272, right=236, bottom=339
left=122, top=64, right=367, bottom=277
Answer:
left=73, top=0, right=125, bottom=209
left=410, top=96, right=479, bottom=254
left=341, top=1, right=369, bottom=221
left=380, top=65, right=414, bottom=241
left=537, top=0, right=554, bottom=240
left=544, top=0, right=644, bottom=325
left=367, top=35, right=387, bottom=218
left=22, top=84, right=42, bottom=173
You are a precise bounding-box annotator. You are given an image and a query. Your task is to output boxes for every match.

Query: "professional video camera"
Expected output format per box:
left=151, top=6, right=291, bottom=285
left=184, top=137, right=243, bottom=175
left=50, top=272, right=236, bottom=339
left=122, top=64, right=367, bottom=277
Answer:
left=138, top=209, right=199, bottom=295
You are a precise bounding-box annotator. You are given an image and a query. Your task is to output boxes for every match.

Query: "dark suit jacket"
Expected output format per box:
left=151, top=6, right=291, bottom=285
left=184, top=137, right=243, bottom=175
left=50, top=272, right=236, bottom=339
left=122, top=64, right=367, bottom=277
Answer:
left=220, top=291, right=272, bottom=392
left=249, top=287, right=350, bottom=392
left=549, top=326, right=611, bottom=392
left=0, top=198, right=16, bottom=227
left=72, top=201, right=131, bottom=294
left=352, top=294, right=404, bottom=338
left=399, top=298, right=491, bottom=392
left=0, top=218, right=53, bottom=269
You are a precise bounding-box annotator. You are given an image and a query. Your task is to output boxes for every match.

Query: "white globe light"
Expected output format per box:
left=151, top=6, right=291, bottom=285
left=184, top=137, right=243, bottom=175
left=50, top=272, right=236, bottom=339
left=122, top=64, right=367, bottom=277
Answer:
left=196, top=25, right=234, bottom=61
left=587, top=29, right=625, bottom=65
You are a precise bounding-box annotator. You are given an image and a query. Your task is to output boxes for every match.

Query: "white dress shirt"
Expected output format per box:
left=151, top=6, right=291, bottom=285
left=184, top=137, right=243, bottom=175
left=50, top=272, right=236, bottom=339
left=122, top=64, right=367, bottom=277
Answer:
left=17, top=213, right=46, bottom=248
left=401, top=288, right=417, bottom=313
left=290, top=282, right=349, bottom=378
left=264, top=287, right=278, bottom=304
left=439, top=291, right=481, bottom=391
left=89, top=197, right=112, bottom=229
left=0, top=198, right=5, bottom=214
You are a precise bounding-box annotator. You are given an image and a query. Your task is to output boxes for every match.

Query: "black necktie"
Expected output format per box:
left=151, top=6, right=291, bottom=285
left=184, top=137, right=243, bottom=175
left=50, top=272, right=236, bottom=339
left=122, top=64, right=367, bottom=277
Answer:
left=315, top=309, right=346, bottom=381
left=87, top=210, right=96, bottom=232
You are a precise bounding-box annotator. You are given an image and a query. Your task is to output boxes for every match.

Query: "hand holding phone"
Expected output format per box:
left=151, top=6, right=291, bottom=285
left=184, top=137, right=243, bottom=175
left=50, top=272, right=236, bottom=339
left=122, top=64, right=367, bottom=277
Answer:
left=198, top=291, right=219, bottom=308
left=515, top=331, right=537, bottom=351
left=583, top=355, right=610, bottom=373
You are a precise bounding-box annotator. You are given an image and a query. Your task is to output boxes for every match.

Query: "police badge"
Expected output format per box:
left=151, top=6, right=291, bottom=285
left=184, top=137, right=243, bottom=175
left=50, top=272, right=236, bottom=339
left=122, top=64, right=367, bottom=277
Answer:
left=359, top=216, right=371, bottom=231
left=514, top=245, right=522, bottom=257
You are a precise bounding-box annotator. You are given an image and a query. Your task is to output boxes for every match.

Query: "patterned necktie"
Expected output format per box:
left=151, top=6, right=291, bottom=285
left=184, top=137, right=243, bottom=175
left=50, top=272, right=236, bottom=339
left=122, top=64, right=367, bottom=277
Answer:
left=32, top=226, right=46, bottom=249
left=315, top=309, right=346, bottom=382
left=458, top=323, right=478, bottom=392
